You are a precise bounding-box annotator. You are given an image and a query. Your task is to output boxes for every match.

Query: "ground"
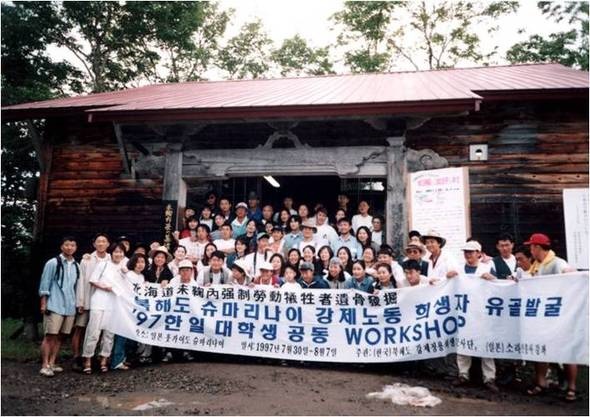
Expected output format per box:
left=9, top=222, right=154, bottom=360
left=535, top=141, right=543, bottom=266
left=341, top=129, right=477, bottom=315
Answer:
left=1, top=355, right=588, bottom=416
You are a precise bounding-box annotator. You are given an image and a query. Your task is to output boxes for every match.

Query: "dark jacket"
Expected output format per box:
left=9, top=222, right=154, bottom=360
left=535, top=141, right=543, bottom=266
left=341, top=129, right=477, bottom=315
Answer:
left=492, top=256, right=516, bottom=280
left=297, top=276, right=329, bottom=289
left=144, top=264, right=174, bottom=284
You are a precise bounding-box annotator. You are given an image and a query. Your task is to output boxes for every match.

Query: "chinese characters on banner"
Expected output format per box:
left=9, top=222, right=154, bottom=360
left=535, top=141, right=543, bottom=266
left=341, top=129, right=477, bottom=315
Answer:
left=163, top=202, right=175, bottom=251
left=563, top=188, right=589, bottom=270
left=105, top=272, right=589, bottom=365
left=408, top=167, right=470, bottom=265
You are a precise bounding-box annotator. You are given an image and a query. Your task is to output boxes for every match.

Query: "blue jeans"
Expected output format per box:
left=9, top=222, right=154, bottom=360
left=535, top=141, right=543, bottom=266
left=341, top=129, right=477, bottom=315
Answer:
left=111, top=334, right=134, bottom=369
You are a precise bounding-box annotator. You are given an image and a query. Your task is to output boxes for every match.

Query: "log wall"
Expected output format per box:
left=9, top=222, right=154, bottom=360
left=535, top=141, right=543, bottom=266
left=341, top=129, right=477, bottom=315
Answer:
left=406, top=98, right=589, bottom=256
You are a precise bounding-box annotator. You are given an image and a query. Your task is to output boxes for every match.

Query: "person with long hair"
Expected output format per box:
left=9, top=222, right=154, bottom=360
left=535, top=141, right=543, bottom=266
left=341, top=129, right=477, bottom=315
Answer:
left=371, top=262, right=397, bottom=292
left=301, top=245, right=316, bottom=265
left=286, top=248, right=302, bottom=279
left=315, top=245, right=334, bottom=277
left=362, top=246, right=377, bottom=271
left=336, top=246, right=354, bottom=275
left=345, top=260, right=374, bottom=293
left=239, top=219, right=258, bottom=253
left=226, top=236, right=250, bottom=269
left=324, top=257, right=350, bottom=289
left=283, top=215, right=303, bottom=254
left=196, top=243, right=218, bottom=273
left=355, top=226, right=379, bottom=253
left=269, top=253, right=286, bottom=284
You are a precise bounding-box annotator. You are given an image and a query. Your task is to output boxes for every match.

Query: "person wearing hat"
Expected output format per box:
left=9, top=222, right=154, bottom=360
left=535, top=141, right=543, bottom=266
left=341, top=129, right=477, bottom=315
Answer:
left=213, top=222, right=236, bottom=255
left=245, top=232, right=273, bottom=278
left=324, top=257, right=351, bottom=289
left=314, top=206, right=338, bottom=245
left=169, top=259, right=196, bottom=287
left=296, top=220, right=325, bottom=252
left=231, top=202, right=250, bottom=238
left=247, top=191, right=263, bottom=223
left=230, top=259, right=252, bottom=286
left=461, top=240, right=495, bottom=280
left=332, top=217, right=359, bottom=261
left=196, top=250, right=231, bottom=285
left=297, top=262, right=329, bottom=289
left=523, top=233, right=577, bottom=401
left=252, top=260, right=281, bottom=287
left=421, top=230, right=459, bottom=279
left=145, top=246, right=174, bottom=285
left=403, top=242, right=429, bottom=277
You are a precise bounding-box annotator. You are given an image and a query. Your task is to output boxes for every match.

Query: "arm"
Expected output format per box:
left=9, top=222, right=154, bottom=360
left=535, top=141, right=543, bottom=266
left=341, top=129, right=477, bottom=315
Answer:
left=38, top=259, right=56, bottom=314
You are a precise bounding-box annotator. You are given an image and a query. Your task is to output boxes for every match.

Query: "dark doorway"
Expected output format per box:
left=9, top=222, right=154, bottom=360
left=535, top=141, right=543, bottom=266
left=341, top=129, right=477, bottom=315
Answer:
left=260, top=176, right=341, bottom=214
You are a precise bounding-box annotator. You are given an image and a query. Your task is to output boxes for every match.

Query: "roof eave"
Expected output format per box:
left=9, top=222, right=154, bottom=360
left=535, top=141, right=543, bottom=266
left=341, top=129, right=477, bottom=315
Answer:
left=474, top=87, right=588, bottom=102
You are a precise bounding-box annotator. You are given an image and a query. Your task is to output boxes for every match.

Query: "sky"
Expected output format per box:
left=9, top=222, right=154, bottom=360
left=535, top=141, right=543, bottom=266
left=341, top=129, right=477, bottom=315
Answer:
left=45, top=0, right=581, bottom=81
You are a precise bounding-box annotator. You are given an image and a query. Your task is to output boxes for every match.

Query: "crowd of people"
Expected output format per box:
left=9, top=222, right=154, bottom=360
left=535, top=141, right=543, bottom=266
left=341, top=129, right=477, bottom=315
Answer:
left=37, top=191, right=579, bottom=402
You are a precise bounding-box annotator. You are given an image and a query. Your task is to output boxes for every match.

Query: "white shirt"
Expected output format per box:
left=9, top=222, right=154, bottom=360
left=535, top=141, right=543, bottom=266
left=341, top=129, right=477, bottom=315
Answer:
left=315, top=222, right=338, bottom=245
left=179, top=237, right=208, bottom=261
left=196, top=266, right=232, bottom=286
left=390, top=261, right=406, bottom=288
left=77, top=251, right=111, bottom=310
left=371, top=230, right=383, bottom=246
left=464, top=261, right=493, bottom=277
left=352, top=214, right=373, bottom=233
left=169, top=276, right=196, bottom=287
left=125, top=270, right=145, bottom=288
left=245, top=250, right=272, bottom=278
left=499, top=254, right=517, bottom=273
left=281, top=281, right=302, bottom=290
left=427, top=250, right=460, bottom=279
left=90, top=261, right=123, bottom=310
left=213, top=238, right=236, bottom=253
left=296, top=237, right=327, bottom=253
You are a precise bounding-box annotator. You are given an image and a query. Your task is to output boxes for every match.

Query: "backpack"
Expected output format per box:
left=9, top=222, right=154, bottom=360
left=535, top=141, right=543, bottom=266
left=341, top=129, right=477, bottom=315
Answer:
left=54, top=255, right=80, bottom=289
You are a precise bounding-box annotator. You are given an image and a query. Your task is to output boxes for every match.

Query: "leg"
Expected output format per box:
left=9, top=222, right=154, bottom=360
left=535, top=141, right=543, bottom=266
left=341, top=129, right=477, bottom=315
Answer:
left=527, top=362, right=549, bottom=395
left=564, top=364, right=578, bottom=401
left=49, top=334, right=62, bottom=367
left=481, top=357, right=496, bottom=383
left=99, top=330, right=115, bottom=371
left=40, top=334, right=56, bottom=369
left=110, top=335, right=127, bottom=369
left=82, top=310, right=104, bottom=372
left=456, top=354, right=471, bottom=380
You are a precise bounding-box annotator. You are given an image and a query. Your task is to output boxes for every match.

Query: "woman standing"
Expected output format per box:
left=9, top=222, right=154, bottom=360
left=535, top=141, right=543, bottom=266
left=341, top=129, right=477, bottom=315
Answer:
left=277, top=209, right=291, bottom=232
left=82, top=243, right=127, bottom=374
left=239, top=219, right=259, bottom=253
left=269, top=253, right=286, bottom=284
left=356, top=226, right=380, bottom=254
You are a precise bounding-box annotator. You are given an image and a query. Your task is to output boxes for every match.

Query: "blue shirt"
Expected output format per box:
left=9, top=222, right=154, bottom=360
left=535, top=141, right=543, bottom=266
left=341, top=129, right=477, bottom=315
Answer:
left=344, top=276, right=374, bottom=293
left=331, top=235, right=360, bottom=260
left=248, top=208, right=263, bottom=223
left=283, top=232, right=303, bottom=254
left=38, top=254, right=78, bottom=316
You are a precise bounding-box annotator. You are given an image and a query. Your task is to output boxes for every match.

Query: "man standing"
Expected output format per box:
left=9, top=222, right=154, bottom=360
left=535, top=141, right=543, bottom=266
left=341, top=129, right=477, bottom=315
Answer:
left=337, top=193, right=350, bottom=213
left=421, top=230, right=459, bottom=279
left=492, top=233, right=517, bottom=279
left=213, top=223, right=236, bottom=256
left=332, top=218, right=359, bottom=260
left=231, top=202, right=249, bottom=238
left=297, top=221, right=325, bottom=252
left=524, top=233, right=577, bottom=402
left=218, top=197, right=234, bottom=222
left=283, top=215, right=303, bottom=254
left=38, top=236, right=79, bottom=377
left=314, top=206, right=338, bottom=245
left=247, top=192, right=263, bottom=223
left=179, top=224, right=210, bottom=264
left=196, top=251, right=232, bottom=285
left=297, top=262, right=329, bottom=289
left=246, top=232, right=273, bottom=277
left=351, top=200, right=373, bottom=233
left=371, top=215, right=385, bottom=246
left=260, top=204, right=274, bottom=229
left=72, top=233, right=110, bottom=371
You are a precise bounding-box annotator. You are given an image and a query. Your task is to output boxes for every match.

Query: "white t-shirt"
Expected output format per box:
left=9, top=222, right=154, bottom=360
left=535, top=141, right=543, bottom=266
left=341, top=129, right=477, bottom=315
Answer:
left=281, top=281, right=302, bottom=290
left=315, top=222, right=338, bottom=245
left=125, top=270, right=145, bottom=287
left=179, top=237, right=209, bottom=261
left=390, top=261, right=406, bottom=288
left=498, top=254, right=517, bottom=273
left=169, top=276, right=196, bottom=287
left=89, top=261, right=122, bottom=310
left=352, top=214, right=373, bottom=233
left=213, top=238, right=236, bottom=253
left=296, top=238, right=327, bottom=253
left=372, top=231, right=383, bottom=246
left=427, top=250, right=460, bottom=279
left=245, top=250, right=273, bottom=278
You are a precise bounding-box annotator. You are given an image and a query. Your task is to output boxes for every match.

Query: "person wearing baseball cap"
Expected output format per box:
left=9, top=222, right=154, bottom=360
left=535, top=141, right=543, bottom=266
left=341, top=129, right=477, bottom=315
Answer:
left=252, top=260, right=280, bottom=287
left=461, top=240, right=496, bottom=281
left=230, top=259, right=252, bottom=287
left=169, top=260, right=196, bottom=287
left=231, top=202, right=249, bottom=238
left=421, top=230, right=460, bottom=280
left=522, top=233, right=577, bottom=401
left=297, top=261, right=329, bottom=289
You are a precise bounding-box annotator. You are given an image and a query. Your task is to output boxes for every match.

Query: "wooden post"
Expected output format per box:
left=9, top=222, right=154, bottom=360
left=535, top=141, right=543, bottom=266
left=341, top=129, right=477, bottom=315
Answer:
left=385, top=136, right=408, bottom=256
left=162, top=143, right=187, bottom=249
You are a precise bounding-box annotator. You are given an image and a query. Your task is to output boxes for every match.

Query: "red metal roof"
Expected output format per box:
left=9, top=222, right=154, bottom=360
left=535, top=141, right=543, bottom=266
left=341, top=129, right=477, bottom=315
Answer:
left=3, top=63, right=588, bottom=122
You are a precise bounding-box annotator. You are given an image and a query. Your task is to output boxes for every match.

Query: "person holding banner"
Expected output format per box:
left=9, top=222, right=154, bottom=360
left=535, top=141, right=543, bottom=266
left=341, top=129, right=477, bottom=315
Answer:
left=196, top=251, right=231, bottom=285
left=344, top=260, right=374, bottom=293
left=492, top=234, right=517, bottom=280
left=401, top=260, right=430, bottom=287
left=169, top=259, right=196, bottom=287
left=280, top=265, right=302, bottom=290
left=421, top=230, right=459, bottom=279
left=252, top=261, right=281, bottom=287
left=230, top=259, right=252, bottom=286
left=523, top=233, right=578, bottom=402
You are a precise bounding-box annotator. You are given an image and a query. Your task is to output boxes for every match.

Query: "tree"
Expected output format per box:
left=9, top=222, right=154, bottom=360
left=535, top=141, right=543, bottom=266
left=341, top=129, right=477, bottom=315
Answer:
left=506, top=2, right=589, bottom=70
left=218, top=19, right=273, bottom=79
left=331, top=1, right=519, bottom=72
left=271, top=35, right=334, bottom=77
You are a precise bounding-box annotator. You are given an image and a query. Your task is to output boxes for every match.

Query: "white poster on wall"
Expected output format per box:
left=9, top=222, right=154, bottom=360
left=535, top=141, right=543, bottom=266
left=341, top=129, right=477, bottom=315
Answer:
left=408, top=167, right=470, bottom=264
left=563, top=188, right=589, bottom=270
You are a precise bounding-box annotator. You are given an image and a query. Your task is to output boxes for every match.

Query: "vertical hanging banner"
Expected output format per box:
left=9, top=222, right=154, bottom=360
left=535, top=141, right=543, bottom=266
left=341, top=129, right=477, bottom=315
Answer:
left=105, top=273, right=589, bottom=365
left=563, top=188, right=589, bottom=270
left=408, top=167, right=470, bottom=263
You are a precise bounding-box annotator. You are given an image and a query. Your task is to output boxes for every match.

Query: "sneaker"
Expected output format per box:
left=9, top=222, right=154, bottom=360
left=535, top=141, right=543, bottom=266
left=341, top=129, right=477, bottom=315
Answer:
left=484, top=381, right=500, bottom=393
left=51, top=364, right=64, bottom=373
left=161, top=352, right=173, bottom=363
left=39, top=367, right=55, bottom=377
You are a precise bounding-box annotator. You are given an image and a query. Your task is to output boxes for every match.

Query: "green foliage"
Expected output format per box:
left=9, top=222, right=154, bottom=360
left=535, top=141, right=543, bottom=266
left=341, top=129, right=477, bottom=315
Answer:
left=1, top=319, right=44, bottom=362
left=506, top=1, right=589, bottom=70
left=218, top=19, right=273, bottom=79
left=332, top=1, right=518, bottom=71
left=271, top=35, right=334, bottom=76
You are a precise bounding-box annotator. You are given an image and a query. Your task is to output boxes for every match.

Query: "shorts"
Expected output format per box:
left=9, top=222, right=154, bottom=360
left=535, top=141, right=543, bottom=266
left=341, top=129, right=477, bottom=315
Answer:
left=74, top=310, right=89, bottom=328
left=43, top=312, right=75, bottom=335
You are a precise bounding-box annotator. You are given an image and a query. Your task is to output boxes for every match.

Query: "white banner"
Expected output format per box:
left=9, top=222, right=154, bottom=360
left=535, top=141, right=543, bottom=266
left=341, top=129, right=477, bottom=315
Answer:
left=408, top=167, right=470, bottom=264
left=105, top=273, right=589, bottom=365
left=563, top=188, right=589, bottom=270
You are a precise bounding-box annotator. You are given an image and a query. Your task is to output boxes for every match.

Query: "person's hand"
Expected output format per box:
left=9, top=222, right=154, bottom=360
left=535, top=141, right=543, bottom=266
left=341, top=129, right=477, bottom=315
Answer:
left=429, top=278, right=441, bottom=285
left=480, top=273, right=496, bottom=281
left=160, top=280, right=169, bottom=288
left=104, top=286, right=113, bottom=292
left=372, top=289, right=380, bottom=296
left=446, top=270, right=459, bottom=278
left=121, top=266, right=129, bottom=273
left=40, top=299, right=47, bottom=315
left=77, top=306, right=85, bottom=314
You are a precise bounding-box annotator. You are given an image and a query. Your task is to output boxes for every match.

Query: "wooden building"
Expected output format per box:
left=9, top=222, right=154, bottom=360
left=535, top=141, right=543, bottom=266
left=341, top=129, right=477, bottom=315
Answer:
left=3, top=63, right=588, bottom=258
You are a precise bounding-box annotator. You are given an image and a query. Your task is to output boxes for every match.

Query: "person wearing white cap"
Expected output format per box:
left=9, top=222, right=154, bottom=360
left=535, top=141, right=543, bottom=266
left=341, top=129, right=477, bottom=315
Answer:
left=461, top=240, right=495, bottom=280
left=245, top=232, right=273, bottom=278
left=252, top=260, right=280, bottom=287
left=231, top=202, right=249, bottom=238
left=169, top=260, right=196, bottom=287
left=420, top=230, right=459, bottom=280
left=230, top=259, right=252, bottom=287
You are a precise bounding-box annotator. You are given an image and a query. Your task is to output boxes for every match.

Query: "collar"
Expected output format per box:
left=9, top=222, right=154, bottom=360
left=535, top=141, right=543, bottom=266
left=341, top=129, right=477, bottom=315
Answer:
left=59, top=253, right=75, bottom=264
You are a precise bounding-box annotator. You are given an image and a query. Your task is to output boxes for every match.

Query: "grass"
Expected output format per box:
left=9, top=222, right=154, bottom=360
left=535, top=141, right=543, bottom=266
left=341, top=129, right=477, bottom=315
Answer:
left=1, top=318, right=41, bottom=362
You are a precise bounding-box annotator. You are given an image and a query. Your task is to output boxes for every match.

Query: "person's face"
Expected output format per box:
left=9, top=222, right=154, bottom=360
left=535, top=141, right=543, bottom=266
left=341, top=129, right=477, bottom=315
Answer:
left=529, top=244, right=543, bottom=262
left=134, top=257, right=146, bottom=273
left=258, top=238, right=269, bottom=251
left=174, top=247, right=186, bottom=260
left=335, top=210, right=345, bottom=221
left=236, top=207, right=247, bottom=218
left=280, top=210, right=290, bottom=223
left=284, top=268, right=296, bottom=282
left=207, top=194, right=216, bottom=206
left=288, top=251, right=300, bottom=264
left=265, top=222, right=274, bottom=233
left=120, top=241, right=131, bottom=252
left=363, top=248, right=375, bottom=263
left=424, top=238, right=441, bottom=254
left=496, top=240, right=514, bottom=258
left=248, top=198, right=258, bottom=209
left=215, top=215, right=225, bottom=226
left=319, top=249, right=330, bottom=262
left=232, top=268, right=246, bottom=283
left=112, top=247, right=125, bottom=263
left=515, top=251, right=532, bottom=270
left=184, top=208, right=195, bottom=219
left=302, top=248, right=314, bottom=261
left=206, top=245, right=216, bottom=258
left=302, top=227, right=313, bottom=239
left=154, top=253, right=166, bottom=267
left=197, top=227, right=208, bottom=240
left=338, top=221, right=351, bottom=235
left=271, top=257, right=282, bottom=272
left=219, top=199, right=231, bottom=213
left=406, top=248, right=422, bottom=261
left=259, top=269, right=272, bottom=281
left=352, top=263, right=365, bottom=279
left=221, top=226, right=232, bottom=239
left=328, top=263, right=341, bottom=277
left=298, top=205, right=309, bottom=218
left=301, top=269, right=313, bottom=283
left=246, top=221, right=257, bottom=234
left=463, top=250, right=479, bottom=266
left=358, top=201, right=369, bottom=214
left=357, top=229, right=369, bottom=243
left=180, top=268, right=193, bottom=281
left=94, top=236, right=109, bottom=253
left=61, top=240, right=77, bottom=257
left=272, top=230, right=282, bottom=241
left=338, top=195, right=349, bottom=206
left=210, top=256, right=223, bottom=271
left=316, top=211, right=327, bottom=225
left=236, top=240, right=247, bottom=254
left=337, top=249, right=349, bottom=265
left=377, top=253, right=392, bottom=264
left=283, top=198, right=293, bottom=210
left=405, top=269, right=421, bottom=286
left=377, top=266, right=391, bottom=284
left=201, top=208, right=211, bottom=219
left=372, top=218, right=382, bottom=231
left=262, top=206, right=273, bottom=220
left=290, top=218, right=300, bottom=231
